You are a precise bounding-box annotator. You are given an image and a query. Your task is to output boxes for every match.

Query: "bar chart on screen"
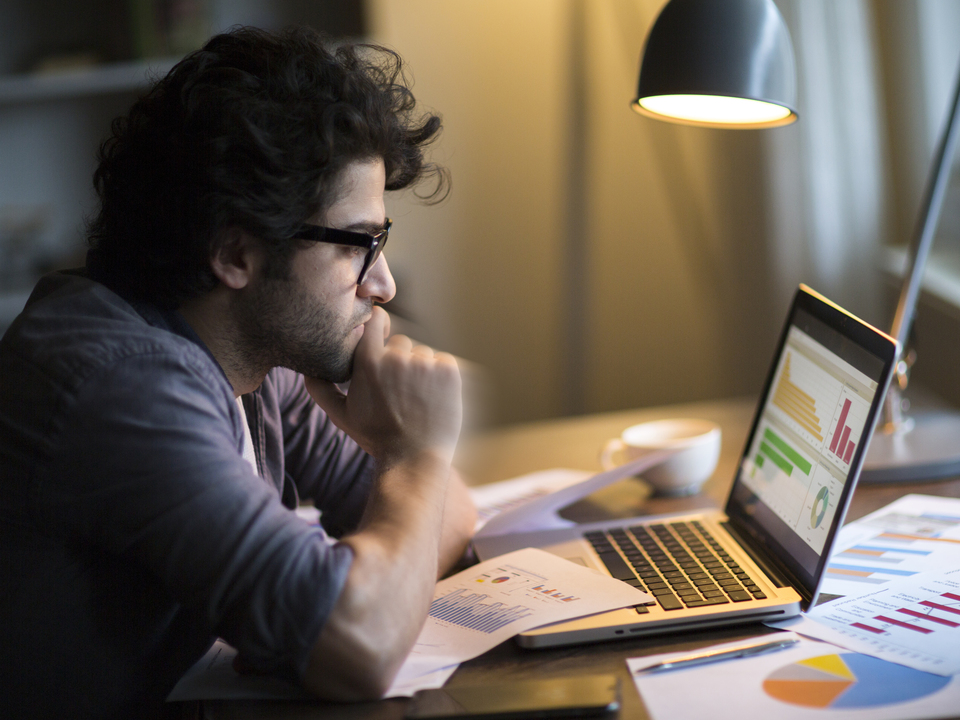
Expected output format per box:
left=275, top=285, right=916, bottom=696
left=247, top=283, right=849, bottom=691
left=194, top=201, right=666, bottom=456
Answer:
left=807, top=568, right=960, bottom=675
left=770, top=350, right=834, bottom=448
left=823, top=388, right=869, bottom=472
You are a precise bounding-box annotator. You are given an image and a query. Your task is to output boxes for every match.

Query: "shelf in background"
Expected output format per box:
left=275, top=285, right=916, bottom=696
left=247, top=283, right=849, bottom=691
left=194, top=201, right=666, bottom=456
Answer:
left=0, top=58, right=178, bottom=105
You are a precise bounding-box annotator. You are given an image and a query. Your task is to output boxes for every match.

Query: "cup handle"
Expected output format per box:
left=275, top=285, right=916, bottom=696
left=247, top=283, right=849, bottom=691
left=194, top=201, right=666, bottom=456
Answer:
left=600, top=438, right=626, bottom=471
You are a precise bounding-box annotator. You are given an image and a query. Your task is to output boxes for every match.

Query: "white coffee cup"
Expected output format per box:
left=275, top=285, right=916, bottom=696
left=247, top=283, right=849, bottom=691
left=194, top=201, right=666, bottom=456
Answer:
left=600, top=418, right=722, bottom=496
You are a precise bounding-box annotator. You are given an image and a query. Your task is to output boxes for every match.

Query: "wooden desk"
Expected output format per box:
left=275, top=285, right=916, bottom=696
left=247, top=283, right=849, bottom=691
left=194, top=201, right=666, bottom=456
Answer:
left=200, top=397, right=960, bottom=720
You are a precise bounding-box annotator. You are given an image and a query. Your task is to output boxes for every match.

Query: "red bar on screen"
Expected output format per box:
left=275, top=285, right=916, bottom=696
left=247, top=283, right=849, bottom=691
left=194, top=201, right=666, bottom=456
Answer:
left=830, top=399, right=851, bottom=453
left=836, top=425, right=852, bottom=459
left=843, top=440, right=855, bottom=464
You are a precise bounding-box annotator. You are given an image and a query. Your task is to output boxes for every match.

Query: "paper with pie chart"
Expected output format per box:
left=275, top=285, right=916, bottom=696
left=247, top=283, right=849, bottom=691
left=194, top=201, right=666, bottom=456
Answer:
left=629, top=633, right=960, bottom=720
left=762, top=651, right=949, bottom=708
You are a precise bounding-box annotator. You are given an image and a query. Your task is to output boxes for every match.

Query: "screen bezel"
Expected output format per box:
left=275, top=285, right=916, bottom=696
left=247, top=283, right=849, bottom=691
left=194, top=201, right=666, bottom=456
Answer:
left=723, top=285, right=898, bottom=609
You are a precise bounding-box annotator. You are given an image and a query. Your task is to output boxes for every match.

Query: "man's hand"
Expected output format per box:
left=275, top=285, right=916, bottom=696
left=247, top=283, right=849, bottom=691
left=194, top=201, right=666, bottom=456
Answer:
left=299, top=307, right=472, bottom=701
left=303, top=307, right=462, bottom=467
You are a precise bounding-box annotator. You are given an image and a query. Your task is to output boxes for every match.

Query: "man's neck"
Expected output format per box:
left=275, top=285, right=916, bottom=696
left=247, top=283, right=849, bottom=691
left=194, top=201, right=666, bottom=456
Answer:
left=179, top=289, right=268, bottom=397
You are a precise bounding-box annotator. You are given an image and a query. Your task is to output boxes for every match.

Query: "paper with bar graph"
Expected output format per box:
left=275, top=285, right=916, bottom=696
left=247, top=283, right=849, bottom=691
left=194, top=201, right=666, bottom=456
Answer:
left=390, top=547, right=650, bottom=687
left=822, top=494, right=960, bottom=598
left=802, top=567, right=960, bottom=676
left=739, top=326, right=879, bottom=554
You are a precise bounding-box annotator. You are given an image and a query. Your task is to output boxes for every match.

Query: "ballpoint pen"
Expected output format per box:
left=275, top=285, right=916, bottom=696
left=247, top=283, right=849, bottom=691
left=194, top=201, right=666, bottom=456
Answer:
left=633, top=637, right=800, bottom=675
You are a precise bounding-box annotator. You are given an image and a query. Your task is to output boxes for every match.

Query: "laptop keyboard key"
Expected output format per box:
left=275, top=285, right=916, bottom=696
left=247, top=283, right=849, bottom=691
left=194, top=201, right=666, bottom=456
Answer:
left=596, top=552, right=635, bottom=581
left=657, top=594, right=684, bottom=611
left=687, top=596, right=730, bottom=607
left=727, top=590, right=752, bottom=602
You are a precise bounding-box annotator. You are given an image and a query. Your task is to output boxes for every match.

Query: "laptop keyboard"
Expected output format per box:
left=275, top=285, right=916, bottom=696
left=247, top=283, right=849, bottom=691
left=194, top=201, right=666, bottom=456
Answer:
left=584, top=520, right=767, bottom=614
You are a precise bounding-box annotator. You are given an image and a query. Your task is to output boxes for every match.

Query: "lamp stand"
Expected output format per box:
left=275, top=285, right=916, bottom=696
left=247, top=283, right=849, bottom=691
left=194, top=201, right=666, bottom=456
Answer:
left=862, top=386, right=960, bottom=482
left=861, top=59, right=960, bottom=483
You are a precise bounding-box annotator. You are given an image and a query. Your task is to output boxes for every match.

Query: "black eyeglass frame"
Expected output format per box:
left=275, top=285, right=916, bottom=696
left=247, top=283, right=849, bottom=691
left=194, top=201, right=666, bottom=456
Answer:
left=291, top=218, right=392, bottom=285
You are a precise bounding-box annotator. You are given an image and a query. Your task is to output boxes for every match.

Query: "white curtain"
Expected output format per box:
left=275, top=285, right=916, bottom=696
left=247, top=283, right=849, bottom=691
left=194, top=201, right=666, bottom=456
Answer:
left=766, top=0, right=887, bottom=328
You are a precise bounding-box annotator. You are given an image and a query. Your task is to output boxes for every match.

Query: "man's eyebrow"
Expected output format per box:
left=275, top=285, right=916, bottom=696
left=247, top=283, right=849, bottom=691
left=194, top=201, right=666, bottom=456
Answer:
left=340, top=220, right=387, bottom=234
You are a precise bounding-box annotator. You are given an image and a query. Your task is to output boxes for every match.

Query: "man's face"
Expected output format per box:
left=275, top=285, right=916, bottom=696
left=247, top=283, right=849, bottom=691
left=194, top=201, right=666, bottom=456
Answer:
left=238, top=159, right=396, bottom=382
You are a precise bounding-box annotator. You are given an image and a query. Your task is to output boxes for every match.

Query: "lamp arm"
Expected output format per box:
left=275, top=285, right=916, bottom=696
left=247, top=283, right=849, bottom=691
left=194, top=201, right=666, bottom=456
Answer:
left=889, top=61, right=960, bottom=354
left=880, top=59, right=960, bottom=429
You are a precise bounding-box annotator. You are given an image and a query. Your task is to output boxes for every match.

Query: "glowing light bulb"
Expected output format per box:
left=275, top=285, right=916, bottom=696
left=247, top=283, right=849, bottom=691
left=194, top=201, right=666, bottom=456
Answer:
left=635, top=94, right=795, bottom=128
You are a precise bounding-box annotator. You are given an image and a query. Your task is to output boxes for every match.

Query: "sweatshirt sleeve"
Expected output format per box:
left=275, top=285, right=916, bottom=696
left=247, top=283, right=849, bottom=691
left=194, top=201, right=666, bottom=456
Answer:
left=34, top=349, right=351, bottom=681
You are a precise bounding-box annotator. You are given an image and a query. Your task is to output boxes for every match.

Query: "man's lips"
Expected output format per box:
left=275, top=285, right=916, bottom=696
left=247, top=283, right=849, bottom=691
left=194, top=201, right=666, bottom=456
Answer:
left=352, top=315, right=371, bottom=338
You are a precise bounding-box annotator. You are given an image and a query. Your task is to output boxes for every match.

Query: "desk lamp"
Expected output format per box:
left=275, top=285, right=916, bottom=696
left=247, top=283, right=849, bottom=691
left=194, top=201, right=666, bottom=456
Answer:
left=634, top=0, right=960, bottom=482
left=632, top=0, right=798, bottom=129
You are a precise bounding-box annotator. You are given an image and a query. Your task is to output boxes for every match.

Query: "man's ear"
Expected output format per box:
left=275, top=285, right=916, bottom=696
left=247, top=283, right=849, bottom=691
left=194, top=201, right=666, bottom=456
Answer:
left=210, top=228, right=262, bottom=290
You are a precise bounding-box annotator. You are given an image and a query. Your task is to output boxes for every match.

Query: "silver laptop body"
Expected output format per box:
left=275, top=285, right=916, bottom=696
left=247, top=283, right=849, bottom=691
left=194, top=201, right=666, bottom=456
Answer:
left=473, top=285, right=898, bottom=648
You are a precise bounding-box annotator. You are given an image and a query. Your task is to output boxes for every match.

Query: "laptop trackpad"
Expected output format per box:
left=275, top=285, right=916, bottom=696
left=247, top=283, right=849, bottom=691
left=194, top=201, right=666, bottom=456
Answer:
left=539, top=539, right=606, bottom=574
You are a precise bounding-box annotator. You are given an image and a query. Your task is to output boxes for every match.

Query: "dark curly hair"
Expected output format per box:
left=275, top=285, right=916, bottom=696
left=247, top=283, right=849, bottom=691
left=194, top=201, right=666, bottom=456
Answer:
left=86, top=26, right=446, bottom=308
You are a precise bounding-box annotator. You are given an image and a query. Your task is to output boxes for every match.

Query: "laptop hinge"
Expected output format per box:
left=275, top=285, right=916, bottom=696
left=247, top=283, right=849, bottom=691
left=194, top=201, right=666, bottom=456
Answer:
left=721, top=521, right=792, bottom=588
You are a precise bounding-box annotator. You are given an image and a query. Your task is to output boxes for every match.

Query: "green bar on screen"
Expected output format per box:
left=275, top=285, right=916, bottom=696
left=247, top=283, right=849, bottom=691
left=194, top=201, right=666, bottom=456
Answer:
left=763, top=428, right=812, bottom=475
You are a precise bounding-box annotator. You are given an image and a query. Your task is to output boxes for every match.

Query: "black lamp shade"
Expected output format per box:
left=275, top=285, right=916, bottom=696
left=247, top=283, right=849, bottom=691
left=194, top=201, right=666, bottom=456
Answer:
left=634, top=0, right=798, bottom=128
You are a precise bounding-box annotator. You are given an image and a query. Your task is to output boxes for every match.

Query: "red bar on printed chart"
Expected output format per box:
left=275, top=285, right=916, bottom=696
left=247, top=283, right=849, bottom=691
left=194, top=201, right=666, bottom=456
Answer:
left=852, top=622, right=885, bottom=634
left=922, top=600, right=960, bottom=616
left=898, top=608, right=960, bottom=627
left=876, top=615, right=933, bottom=634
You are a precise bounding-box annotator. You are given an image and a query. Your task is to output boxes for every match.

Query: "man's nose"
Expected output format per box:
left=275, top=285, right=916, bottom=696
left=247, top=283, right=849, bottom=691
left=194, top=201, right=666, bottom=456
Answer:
left=358, top=254, right=396, bottom=304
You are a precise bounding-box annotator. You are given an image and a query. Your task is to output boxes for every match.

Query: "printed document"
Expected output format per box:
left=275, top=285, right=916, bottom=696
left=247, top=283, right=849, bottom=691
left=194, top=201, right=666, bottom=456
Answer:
left=821, top=494, right=960, bottom=599
left=629, top=632, right=960, bottom=720
left=390, top=547, right=651, bottom=687
left=800, top=567, right=960, bottom=676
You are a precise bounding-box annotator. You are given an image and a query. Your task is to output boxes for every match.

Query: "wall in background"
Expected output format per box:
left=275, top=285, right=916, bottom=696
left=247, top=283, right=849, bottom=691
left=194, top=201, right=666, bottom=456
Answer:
left=0, top=0, right=364, bottom=329
left=369, top=0, right=796, bottom=426
left=6, top=0, right=958, bottom=427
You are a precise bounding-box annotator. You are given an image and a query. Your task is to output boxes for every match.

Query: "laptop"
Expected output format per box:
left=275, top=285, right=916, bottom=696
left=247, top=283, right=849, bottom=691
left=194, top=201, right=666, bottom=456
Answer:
left=472, top=285, right=898, bottom=648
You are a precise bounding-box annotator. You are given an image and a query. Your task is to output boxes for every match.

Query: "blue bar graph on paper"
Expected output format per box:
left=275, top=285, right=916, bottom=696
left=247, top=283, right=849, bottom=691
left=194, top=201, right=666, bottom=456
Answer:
left=920, top=513, right=960, bottom=523
left=429, top=588, right=535, bottom=633
left=829, top=563, right=917, bottom=577
left=853, top=545, right=931, bottom=555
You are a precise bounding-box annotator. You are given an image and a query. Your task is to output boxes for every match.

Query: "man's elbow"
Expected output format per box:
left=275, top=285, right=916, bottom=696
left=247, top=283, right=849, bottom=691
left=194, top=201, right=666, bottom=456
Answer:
left=302, top=642, right=402, bottom=701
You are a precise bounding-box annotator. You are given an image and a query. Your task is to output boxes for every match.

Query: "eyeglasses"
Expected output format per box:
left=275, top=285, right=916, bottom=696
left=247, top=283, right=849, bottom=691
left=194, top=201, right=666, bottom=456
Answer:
left=291, top=218, right=392, bottom=285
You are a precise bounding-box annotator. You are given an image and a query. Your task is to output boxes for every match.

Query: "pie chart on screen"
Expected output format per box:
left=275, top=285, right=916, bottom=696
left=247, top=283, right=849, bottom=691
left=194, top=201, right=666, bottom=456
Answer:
left=763, top=653, right=949, bottom=708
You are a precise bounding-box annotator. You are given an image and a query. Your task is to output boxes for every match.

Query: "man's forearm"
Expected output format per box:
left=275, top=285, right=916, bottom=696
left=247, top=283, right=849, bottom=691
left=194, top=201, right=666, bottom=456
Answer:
left=302, top=451, right=451, bottom=700
left=437, top=469, right=476, bottom=577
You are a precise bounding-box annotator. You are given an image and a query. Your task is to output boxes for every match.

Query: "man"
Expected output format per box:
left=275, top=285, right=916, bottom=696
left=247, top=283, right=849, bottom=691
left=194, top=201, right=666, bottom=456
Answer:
left=0, top=26, right=475, bottom=717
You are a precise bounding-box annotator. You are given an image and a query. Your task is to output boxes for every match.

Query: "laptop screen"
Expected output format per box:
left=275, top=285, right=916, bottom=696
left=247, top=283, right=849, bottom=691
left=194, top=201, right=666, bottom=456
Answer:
left=726, top=286, right=897, bottom=600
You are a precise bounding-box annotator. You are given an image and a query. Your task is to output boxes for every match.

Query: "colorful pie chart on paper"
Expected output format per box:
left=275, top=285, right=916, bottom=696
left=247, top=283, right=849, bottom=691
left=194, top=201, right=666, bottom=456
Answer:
left=763, top=653, right=949, bottom=709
